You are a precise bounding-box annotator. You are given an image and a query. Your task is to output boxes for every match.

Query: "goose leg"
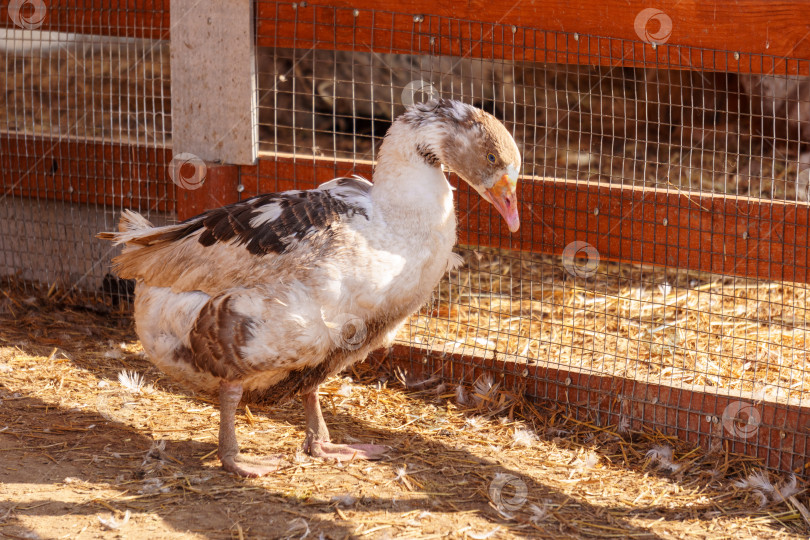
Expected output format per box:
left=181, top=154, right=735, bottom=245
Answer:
left=217, top=380, right=284, bottom=477
left=301, top=387, right=387, bottom=461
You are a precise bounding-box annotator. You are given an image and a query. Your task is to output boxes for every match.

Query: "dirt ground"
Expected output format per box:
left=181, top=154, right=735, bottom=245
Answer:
left=1, top=282, right=809, bottom=540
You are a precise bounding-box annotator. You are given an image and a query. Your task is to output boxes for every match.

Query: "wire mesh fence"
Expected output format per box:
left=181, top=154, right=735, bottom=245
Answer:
left=253, top=2, right=810, bottom=474
left=0, top=2, right=171, bottom=296
left=2, top=1, right=809, bottom=475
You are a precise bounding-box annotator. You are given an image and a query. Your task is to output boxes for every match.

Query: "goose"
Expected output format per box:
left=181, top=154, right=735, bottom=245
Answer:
left=99, top=98, right=521, bottom=477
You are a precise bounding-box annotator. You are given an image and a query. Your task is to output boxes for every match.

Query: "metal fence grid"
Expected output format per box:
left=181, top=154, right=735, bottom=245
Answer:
left=0, top=2, right=171, bottom=295
left=253, top=2, right=810, bottom=474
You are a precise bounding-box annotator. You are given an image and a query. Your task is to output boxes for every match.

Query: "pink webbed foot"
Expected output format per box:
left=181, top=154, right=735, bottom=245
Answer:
left=301, top=389, right=388, bottom=462
left=219, top=452, right=286, bottom=478
left=217, top=380, right=286, bottom=477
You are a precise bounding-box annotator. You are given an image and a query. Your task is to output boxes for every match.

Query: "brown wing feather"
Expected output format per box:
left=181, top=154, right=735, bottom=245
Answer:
left=100, top=180, right=371, bottom=295
left=110, top=232, right=273, bottom=295
left=175, top=293, right=263, bottom=380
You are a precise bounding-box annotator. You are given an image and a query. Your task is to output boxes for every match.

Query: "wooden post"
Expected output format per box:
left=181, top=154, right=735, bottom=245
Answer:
left=170, top=0, right=257, bottom=165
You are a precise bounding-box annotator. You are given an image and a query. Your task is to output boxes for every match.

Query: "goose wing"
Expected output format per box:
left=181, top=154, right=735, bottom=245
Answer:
left=100, top=177, right=372, bottom=295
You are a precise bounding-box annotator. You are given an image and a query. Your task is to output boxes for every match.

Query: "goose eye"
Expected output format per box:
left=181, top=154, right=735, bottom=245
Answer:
left=487, top=153, right=497, bottom=164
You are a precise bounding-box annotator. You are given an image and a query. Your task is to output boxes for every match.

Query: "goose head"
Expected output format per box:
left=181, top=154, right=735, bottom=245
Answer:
left=397, top=99, right=522, bottom=232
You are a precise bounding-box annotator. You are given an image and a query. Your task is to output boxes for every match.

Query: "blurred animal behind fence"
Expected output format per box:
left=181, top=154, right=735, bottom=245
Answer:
left=508, top=63, right=640, bottom=179
left=257, top=48, right=510, bottom=158
left=638, top=69, right=741, bottom=150
left=740, top=74, right=810, bottom=200
left=740, top=74, right=810, bottom=145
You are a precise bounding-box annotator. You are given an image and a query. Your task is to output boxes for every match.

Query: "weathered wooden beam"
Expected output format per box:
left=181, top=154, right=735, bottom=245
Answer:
left=170, top=0, right=258, bottom=165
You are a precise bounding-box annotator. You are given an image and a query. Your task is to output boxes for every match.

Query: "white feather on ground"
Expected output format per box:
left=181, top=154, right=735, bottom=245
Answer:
left=466, top=527, right=501, bottom=540
left=511, top=428, right=537, bottom=448
left=285, top=517, right=309, bottom=539
left=573, top=450, right=600, bottom=473
left=734, top=470, right=801, bottom=507
left=117, top=370, right=149, bottom=394
left=645, top=445, right=682, bottom=473
left=528, top=503, right=549, bottom=524
left=329, top=494, right=356, bottom=506
left=455, top=384, right=468, bottom=405
left=98, top=510, right=131, bottom=531
left=472, top=374, right=498, bottom=406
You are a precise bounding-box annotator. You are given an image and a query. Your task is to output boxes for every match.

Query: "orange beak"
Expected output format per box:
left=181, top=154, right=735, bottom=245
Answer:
left=482, top=174, right=520, bottom=233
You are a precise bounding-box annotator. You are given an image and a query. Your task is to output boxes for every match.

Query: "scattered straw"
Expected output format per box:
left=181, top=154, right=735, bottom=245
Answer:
left=402, top=248, right=810, bottom=400
left=1, top=278, right=809, bottom=538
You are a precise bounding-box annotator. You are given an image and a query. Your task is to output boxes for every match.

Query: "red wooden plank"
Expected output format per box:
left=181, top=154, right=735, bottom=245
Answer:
left=453, top=176, right=810, bottom=284
left=384, top=342, right=810, bottom=475
left=0, top=0, right=170, bottom=40
left=176, top=165, right=241, bottom=220
left=0, top=135, right=174, bottom=212
left=257, top=0, right=810, bottom=75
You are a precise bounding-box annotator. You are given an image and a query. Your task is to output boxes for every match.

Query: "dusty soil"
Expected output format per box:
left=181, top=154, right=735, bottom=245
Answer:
left=0, top=282, right=809, bottom=540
